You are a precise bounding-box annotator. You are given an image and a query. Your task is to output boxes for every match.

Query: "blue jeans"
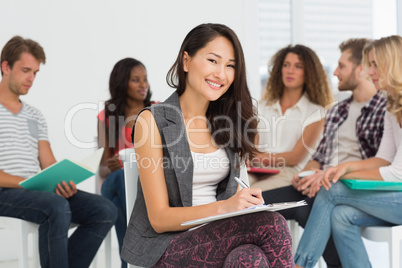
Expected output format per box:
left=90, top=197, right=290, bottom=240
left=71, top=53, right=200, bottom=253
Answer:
left=294, top=182, right=402, bottom=268
left=101, top=169, right=127, bottom=268
left=262, top=186, right=341, bottom=267
left=0, top=188, right=117, bottom=268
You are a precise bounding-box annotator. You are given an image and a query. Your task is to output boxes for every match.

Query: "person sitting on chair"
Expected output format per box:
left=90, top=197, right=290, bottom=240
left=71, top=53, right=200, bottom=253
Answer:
left=0, top=36, right=117, bottom=268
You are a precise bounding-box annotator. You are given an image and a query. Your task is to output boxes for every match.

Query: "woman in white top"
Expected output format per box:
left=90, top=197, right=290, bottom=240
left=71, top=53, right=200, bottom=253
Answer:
left=121, top=23, right=294, bottom=268
left=251, top=45, right=333, bottom=191
left=294, top=35, right=402, bottom=268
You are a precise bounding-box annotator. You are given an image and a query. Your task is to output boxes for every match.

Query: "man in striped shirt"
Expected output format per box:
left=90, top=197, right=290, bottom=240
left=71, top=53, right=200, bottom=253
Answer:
left=0, top=36, right=117, bottom=268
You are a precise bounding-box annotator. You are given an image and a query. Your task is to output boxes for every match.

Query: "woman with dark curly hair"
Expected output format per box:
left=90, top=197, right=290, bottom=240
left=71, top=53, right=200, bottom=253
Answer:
left=250, top=44, right=333, bottom=191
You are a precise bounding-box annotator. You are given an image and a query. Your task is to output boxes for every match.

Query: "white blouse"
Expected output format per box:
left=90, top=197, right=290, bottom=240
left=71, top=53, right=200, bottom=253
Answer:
left=257, top=94, right=325, bottom=170
left=191, top=148, right=248, bottom=206
left=376, top=111, right=402, bottom=182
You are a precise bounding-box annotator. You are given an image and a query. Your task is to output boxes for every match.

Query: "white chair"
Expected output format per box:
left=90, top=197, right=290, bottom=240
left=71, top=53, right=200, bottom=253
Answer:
left=0, top=217, right=40, bottom=268
left=361, top=225, right=402, bottom=268
left=124, top=161, right=138, bottom=224
left=287, top=219, right=324, bottom=268
left=0, top=216, right=110, bottom=268
left=123, top=160, right=141, bottom=268
left=287, top=219, right=300, bottom=252
left=93, top=170, right=112, bottom=268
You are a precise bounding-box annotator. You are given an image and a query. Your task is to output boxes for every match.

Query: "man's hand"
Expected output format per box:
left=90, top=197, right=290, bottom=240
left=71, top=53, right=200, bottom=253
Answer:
left=55, top=181, right=77, bottom=198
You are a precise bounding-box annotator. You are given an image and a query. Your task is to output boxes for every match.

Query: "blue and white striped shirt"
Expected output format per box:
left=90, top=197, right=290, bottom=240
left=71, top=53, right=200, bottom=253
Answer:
left=0, top=102, right=48, bottom=179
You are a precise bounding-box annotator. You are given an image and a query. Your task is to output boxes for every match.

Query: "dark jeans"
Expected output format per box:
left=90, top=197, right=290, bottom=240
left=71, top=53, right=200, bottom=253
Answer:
left=0, top=188, right=117, bottom=268
left=101, top=169, right=127, bottom=268
left=262, top=186, right=342, bottom=268
left=154, top=212, right=294, bottom=268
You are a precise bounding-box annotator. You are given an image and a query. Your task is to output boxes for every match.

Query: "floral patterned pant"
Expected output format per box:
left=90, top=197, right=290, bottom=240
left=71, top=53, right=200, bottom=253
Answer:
left=154, top=211, right=294, bottom=268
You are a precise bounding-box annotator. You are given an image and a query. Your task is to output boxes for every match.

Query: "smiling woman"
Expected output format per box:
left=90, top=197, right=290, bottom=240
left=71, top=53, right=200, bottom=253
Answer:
left=182, top=36, right=235, bottom=104
left=121, top=23, right=294, bottom=268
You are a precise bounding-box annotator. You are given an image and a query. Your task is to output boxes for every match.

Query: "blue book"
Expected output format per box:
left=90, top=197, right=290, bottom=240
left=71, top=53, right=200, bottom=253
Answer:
left=19, top=148, right=104, bottom=192
left=342, top=179, right=402, bottom=191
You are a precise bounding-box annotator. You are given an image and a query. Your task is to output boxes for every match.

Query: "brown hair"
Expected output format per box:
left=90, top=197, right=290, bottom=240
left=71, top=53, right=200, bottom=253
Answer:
left=339, top=38, right=371, bottom=66
left=363, top=35, right=402, bottom=122
left=1, top=36, right=46, bottom=75
left=166, top=23, right=258, bottom=159
left=261, top=44, right=333, bottom=107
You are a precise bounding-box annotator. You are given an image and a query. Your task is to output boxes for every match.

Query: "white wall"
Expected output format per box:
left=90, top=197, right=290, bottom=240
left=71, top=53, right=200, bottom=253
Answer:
left=373, top=0, right=397, bottom=38
left=0, top=0, right=260, bottom=261
left=0, top=0, right=260, bottom=186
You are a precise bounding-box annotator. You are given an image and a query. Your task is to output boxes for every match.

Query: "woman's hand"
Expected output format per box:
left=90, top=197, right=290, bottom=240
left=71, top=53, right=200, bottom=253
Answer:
left=292, top=169, right=323, bottom=197
left=304, top=169, right=325, bottom=197
left=106, top=155, right=122, bottom=172
left=291, top=173, right=301, bottom=190
left=224, top=188, right=265, bottom=213
left=323, top=163, right=349, bottom=186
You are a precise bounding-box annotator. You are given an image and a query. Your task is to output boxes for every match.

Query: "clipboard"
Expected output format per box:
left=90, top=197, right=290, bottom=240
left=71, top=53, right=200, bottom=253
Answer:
left=181, top=200, right=307, bottom=226
left=342, top=179, right=402, bottom=191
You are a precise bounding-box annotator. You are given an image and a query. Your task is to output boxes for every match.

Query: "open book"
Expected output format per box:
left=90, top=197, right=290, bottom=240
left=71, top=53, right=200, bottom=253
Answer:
left=181, top=200, right=307, bottom=226
left=19, top=148, right=104, bottom=192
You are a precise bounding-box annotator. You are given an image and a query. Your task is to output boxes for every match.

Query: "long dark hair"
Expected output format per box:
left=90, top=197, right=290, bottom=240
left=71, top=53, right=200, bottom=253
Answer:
left=166, top=23, right=258, bottom=160
left=105, top=57, right=152, bottom=149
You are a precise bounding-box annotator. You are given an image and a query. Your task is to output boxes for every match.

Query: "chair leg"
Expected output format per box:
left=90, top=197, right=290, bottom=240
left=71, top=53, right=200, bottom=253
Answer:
left=32, top=227, right=40, bottom=267
left=104, top=230, right=112, bottom=268
left=288, top=220, right=300, bottom=255
left=18, top=221, right=30, bottom=268
left=389, top=234, right=400, bottom=268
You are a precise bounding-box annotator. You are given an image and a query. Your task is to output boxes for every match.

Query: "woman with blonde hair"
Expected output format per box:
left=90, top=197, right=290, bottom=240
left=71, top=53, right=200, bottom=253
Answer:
left=294, top=35, right=402, bottom=268
left=250, top=44, right=333, bottom=191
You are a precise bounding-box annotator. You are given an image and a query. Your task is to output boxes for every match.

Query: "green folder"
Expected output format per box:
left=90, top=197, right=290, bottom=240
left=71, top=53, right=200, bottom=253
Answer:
left=342, top=179, right=402, bottom=191
left=19, top=148, right=104, bottom=192
left=19, top=159, right=94, bottom=192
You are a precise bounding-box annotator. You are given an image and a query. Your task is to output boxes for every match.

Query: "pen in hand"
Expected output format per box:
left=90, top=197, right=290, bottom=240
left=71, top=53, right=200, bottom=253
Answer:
left=234, top=176, right=250, bottom=189
left=234, top=177, right=265, bottom=205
